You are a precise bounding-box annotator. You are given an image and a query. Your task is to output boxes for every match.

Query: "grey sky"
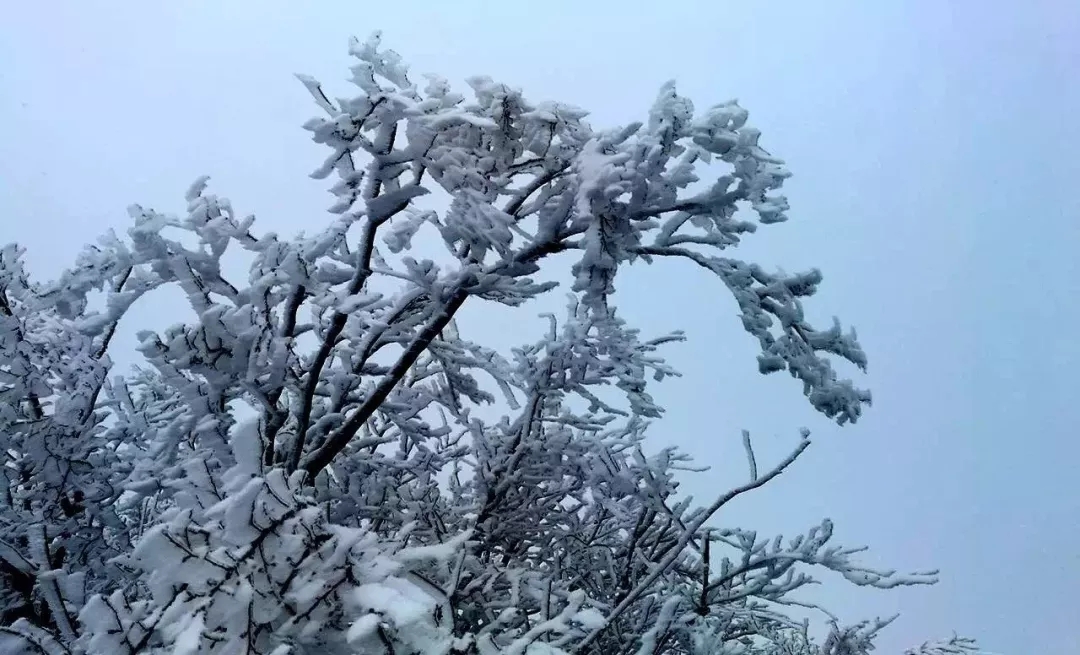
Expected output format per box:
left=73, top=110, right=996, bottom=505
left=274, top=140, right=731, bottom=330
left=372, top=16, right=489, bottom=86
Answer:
left=1, top=1, right=1077, bottom=653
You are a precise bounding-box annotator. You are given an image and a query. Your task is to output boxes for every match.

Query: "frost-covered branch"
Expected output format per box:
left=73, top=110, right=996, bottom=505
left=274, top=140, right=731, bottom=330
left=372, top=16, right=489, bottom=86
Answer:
left=0, top=30, right=980, bottom=655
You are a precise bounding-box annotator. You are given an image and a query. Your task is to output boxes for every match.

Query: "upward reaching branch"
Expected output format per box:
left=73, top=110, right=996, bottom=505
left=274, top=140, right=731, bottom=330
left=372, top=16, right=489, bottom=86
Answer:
left=574, top=435, right=812, bottom=653
left=300, top=285, right=470, bottom=478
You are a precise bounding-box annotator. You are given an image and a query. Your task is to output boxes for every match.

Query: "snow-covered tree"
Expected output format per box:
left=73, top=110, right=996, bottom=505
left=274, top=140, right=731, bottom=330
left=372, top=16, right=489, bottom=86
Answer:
left=0, top=33, right=979, bottom=655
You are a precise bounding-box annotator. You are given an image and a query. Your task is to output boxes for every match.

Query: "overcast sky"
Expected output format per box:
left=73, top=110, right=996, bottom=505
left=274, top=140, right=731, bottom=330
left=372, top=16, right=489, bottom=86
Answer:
left=2, top=2, right=1077, bottom=653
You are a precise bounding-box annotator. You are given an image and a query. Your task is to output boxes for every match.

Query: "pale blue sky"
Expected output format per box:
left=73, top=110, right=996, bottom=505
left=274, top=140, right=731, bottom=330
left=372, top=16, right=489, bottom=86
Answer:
left=1, top=2, right=1077, bottom=653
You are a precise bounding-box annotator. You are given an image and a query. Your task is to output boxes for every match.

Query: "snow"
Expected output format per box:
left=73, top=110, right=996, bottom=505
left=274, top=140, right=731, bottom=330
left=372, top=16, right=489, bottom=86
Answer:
left=169, top=611, right=206, bottom=655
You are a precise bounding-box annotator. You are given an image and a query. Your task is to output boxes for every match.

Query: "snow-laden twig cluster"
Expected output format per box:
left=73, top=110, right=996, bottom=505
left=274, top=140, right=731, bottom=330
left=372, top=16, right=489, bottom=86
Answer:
left=0, top=32, right=979, bottom=655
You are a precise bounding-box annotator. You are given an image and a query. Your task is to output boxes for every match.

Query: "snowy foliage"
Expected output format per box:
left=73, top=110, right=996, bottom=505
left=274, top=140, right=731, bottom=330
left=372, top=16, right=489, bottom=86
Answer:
left=0, top=33, right=979, bottom=655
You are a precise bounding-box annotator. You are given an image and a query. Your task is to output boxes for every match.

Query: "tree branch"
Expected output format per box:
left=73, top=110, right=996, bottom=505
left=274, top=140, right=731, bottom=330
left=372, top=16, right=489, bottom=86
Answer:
left=573, top=436, right=811, bottom=653
left=287, top=191, right=419, bottom=471
left=299, top=285, right=471, bottom=478
left=262, top=284, right=306, bottom=465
